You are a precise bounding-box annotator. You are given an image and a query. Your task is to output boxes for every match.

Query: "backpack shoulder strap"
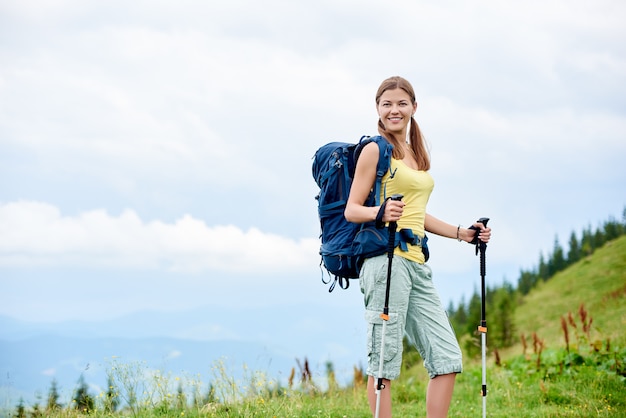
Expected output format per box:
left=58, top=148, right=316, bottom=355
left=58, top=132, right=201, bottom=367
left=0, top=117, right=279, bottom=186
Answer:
left=354, top=135, right=394, bottom=206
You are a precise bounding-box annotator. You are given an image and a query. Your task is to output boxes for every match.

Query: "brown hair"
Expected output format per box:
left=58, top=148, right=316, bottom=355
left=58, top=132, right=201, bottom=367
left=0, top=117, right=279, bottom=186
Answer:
left=375, top=76, right=430, bottom=171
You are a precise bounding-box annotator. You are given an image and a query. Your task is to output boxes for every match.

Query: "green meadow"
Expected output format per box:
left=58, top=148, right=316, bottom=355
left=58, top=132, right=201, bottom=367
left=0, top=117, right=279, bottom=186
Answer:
left=12, top=235, right=626, bottom=417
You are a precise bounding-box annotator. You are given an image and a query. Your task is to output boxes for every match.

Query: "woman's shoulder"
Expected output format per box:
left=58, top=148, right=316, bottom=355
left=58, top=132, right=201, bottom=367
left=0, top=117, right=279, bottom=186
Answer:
left=355, top=136, right=394, bottom=170
left=357, top=140, right=380, bottom=163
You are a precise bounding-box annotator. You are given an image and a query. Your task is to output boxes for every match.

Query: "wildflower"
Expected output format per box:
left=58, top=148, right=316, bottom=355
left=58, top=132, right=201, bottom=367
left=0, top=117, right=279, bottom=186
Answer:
left=561, top=316, right=570, bottom=353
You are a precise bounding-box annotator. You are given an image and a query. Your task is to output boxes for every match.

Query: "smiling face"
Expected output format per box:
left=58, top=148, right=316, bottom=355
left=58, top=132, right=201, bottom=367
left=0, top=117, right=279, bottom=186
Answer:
left=376, top=88, right=417, bottom=138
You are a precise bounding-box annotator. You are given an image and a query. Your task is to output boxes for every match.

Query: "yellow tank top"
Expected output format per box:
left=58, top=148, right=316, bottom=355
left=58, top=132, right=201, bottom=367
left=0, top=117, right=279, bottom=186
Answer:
left=380, top=158, right=434, bottom=263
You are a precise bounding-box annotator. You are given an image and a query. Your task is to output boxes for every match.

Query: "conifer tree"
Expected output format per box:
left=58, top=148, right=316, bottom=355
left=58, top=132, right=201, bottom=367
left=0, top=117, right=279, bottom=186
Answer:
left=15, top=397, right=26, bottom=418
left=517, top=269, right=537, bottom=295
left=465, top=290, right=481, bottom=336
left=449, top=297, right=468, bottom=332
left=463, top=290, right=482, bottom=357
left=602, top=216, right=620, bottom=241
left=176, top=381, right=187, bottom=410
left=593, top=228, right=605, bottom=250
left=73, top=375, right=94, bottom=412
left=567, top=231, right=581, bottom=264
left=537, top=253, right=549, bottom=281
left=46, top=379, right=62, bottom=412
left=581, top=226, right=594, bottom=256
left=104, top=375, right=119, bottom=413
left=491, top=284, right=516, bottom=348
left=551, top=237, right=566, bottom=275
left=31, top=402, right=42, bottom=417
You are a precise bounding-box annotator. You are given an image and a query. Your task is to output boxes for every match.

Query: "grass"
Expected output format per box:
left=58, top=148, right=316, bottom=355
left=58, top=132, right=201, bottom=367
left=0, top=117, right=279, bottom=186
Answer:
left=43, top=361, right=619, bottom=417
left=9, top=237, right=626, bottom=417
left=511, top=236, right=626, bottom=351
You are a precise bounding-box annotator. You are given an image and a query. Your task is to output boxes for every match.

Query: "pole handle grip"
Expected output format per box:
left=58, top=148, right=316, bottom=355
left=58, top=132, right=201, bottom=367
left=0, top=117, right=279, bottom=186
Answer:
left=468, top=217, right=489, bottom=250
left=468, top=218, right=490, bottom=234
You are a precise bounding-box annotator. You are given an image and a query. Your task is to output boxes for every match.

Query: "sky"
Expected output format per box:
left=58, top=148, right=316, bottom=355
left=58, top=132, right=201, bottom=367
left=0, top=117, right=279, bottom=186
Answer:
left=1, top=0, right=625, bottom=334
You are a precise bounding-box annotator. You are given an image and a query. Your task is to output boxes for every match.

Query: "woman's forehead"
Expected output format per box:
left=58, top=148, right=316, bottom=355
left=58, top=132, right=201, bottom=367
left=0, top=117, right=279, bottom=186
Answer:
left=379, top=88, right=412, bottom=102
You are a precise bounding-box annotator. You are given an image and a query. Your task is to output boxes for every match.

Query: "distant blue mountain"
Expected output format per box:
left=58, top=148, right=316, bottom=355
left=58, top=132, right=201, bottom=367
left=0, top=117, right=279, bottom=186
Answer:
left=1, top=335, right=291, bottom=407
left=0, top=302, right=367, bottom=410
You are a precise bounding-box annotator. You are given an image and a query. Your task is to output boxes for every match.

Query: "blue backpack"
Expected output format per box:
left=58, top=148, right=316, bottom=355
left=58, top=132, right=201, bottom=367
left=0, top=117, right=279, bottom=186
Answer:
left=312, top=135, right=394, bottom=291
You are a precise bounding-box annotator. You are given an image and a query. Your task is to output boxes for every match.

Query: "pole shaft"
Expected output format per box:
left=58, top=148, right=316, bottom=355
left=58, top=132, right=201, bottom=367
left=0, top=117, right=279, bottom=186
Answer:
left=375, top=221, right=396, bottom=410
left=479, top=239, right=488, bottom=418
left=472, top=218, right=489, bottom=418
left=375, top=195, right=403, bottom=418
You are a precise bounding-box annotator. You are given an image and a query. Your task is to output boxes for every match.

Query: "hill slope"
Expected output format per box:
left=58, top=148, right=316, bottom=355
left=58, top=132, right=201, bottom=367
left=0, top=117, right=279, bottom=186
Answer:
left=506, top=234, right=626, bottom=357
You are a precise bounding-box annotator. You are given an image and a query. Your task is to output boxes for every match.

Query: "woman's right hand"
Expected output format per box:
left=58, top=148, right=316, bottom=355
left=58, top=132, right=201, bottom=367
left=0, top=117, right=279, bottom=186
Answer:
left=382, top=199, right=405, bottom=223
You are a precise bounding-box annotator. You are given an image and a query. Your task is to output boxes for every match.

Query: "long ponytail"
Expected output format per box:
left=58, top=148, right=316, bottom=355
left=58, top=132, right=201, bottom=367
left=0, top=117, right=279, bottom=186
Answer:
left=408, top=117, right=430, bottom=171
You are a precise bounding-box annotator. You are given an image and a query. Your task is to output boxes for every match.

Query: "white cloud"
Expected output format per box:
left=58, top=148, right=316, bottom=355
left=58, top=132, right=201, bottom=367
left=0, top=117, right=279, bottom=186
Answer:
left=0, top=8, right=373, bottom=199
left=165, top=350, right=182, bottom=360
left=0, top=0, right=624, bottom=324
left=41, top=368, right=56, bottom=376
left=0, top=200, right=319, bottom=273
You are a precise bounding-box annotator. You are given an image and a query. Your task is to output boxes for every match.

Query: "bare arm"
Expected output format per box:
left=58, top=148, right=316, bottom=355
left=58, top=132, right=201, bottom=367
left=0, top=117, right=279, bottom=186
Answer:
left=425, top=213, right=491, bottom=243
left=344, top=142, right=404, bottom=224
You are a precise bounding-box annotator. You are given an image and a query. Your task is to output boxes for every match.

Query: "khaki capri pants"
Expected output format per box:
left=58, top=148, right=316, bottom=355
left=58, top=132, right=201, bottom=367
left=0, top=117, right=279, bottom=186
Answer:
left=359, top=254, right=463, bottom=380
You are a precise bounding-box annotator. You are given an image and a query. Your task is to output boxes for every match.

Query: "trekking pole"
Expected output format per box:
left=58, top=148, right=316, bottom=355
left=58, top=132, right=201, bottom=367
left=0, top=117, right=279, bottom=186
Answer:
left=470, top=217, right=490, bottom=418
left=375, top=193, right=403, bottom=418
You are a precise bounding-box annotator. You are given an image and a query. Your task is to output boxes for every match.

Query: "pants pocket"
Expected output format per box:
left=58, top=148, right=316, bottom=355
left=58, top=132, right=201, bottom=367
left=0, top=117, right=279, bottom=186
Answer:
left=365, top=309, right=400, bottom=361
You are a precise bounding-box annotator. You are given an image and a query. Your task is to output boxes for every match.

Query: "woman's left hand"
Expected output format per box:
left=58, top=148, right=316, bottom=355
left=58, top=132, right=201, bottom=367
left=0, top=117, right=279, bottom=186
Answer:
left=460, top=222, right=491, bottom=243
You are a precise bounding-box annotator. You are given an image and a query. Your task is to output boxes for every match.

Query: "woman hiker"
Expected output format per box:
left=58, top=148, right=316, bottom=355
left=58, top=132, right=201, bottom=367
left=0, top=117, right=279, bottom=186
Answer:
left=345, top=76, right=492, bottom=418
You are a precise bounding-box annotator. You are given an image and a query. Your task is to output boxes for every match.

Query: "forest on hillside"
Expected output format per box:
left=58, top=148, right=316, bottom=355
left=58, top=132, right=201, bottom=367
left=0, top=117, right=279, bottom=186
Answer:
left=447, top=207, right=626, bottom=356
